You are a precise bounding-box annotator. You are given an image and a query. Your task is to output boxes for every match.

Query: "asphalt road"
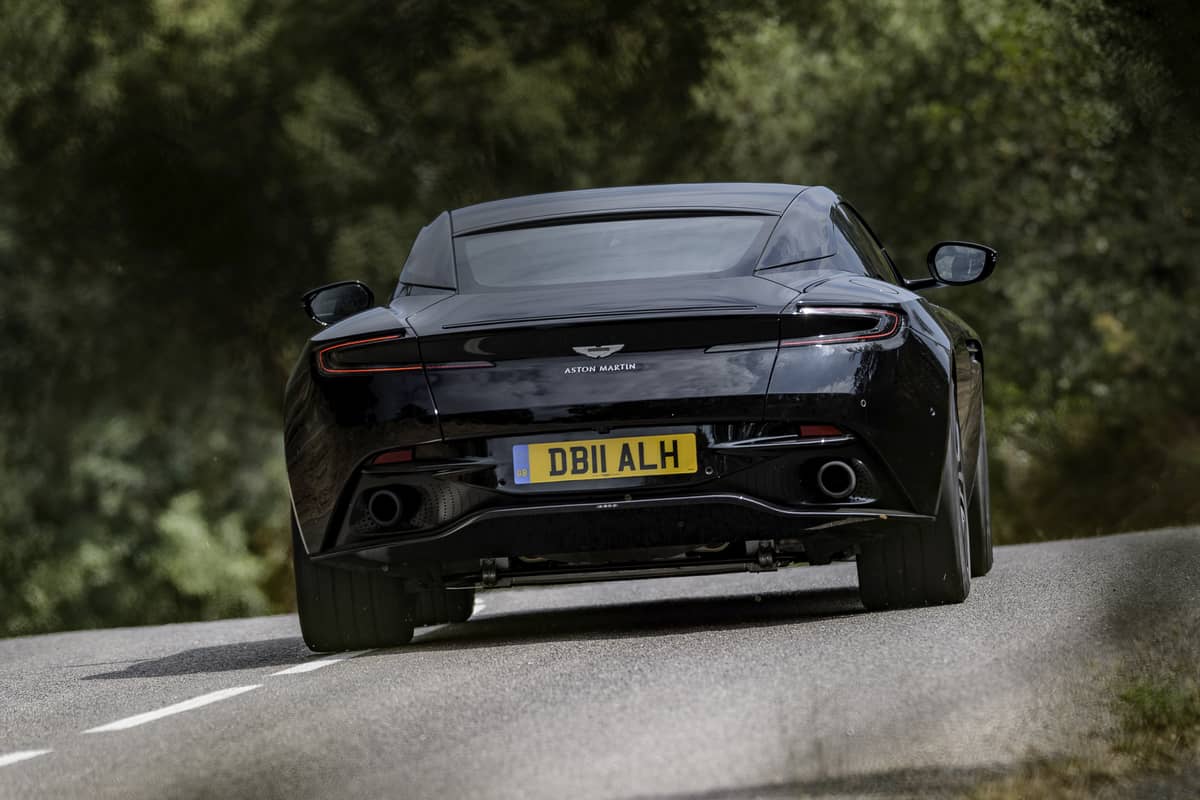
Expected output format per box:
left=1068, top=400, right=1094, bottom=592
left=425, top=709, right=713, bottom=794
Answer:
left=1, top=527, right=1197, bottom=800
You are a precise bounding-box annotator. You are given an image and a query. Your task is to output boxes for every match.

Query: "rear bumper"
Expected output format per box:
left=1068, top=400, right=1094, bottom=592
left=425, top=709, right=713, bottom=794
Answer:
left=286, top=328, right=952, bottom=555
left=309, top=421, right=928, bottom=557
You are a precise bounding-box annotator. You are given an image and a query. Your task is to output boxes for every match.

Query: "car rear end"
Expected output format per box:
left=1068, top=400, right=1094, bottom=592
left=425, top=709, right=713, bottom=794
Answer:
left=285, top=198, right=951, bottom=590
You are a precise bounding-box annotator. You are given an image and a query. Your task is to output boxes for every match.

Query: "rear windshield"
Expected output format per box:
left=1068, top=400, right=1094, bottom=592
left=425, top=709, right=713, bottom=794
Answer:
left=453, top=215, right=775, bottom=291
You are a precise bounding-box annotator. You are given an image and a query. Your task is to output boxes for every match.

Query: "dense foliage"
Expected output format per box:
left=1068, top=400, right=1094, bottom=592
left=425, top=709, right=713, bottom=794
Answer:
left=1, top=0, right=1196, bottom=636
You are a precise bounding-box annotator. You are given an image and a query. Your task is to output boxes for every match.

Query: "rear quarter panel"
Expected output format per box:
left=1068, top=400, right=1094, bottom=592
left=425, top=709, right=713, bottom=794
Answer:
left=921, top=299, right=985, bottom=486
left=285, top=299, right=449, bottom=553
left=766, top=274, right=957, bottom=514
left=765, top=308, right=951, bottom=514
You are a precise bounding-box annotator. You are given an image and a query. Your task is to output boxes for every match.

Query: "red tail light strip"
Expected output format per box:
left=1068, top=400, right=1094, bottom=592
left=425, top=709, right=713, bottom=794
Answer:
left=427, top=361, right=495, bottom=370
left=781, top=308, right=902, bottom=347
left=317, top=335, right=494, bottom=375
left=316, top=335, right=419, bottom=375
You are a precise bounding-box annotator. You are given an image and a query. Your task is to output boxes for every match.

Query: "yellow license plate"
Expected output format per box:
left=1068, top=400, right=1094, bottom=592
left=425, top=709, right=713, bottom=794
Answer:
left=513, top=433, right=698, bottom=485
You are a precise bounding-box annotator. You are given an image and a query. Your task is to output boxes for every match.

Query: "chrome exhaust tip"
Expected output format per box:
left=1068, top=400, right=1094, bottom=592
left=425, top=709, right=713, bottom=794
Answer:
left=816, top=460, right=857, bottom=500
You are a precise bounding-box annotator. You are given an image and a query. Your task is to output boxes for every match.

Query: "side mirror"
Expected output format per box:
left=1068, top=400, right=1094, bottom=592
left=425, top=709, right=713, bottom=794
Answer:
left=301, top=281, right=374, bottom=326
left=926, top=241, right=997, bottom=286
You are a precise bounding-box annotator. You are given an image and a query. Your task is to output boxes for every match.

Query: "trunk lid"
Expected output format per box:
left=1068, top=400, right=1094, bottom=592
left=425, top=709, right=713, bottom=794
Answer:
left=404, top=276, right=799, bottom=440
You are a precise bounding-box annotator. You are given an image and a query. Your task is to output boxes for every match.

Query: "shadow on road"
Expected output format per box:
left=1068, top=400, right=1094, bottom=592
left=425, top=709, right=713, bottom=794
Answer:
left=82, top=584, right=864, bottom=678
left=404, top=584, right=865, bottom=651
left=81, top=635, right=311, bottom=680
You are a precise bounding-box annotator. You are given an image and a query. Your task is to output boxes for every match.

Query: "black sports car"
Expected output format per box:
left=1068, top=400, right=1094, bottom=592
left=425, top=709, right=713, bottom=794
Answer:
left=285, top=183, right=997, bottom=652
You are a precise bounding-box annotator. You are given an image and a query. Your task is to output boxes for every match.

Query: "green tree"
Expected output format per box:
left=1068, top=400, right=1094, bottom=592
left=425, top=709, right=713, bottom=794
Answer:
left=0, top=0, right=1195, bottom=636
left=695, top=0, right=1200, bottom=540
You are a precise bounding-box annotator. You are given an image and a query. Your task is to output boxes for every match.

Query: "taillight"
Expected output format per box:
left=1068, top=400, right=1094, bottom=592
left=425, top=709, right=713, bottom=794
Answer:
left=316, top=334, right=494, bottom=376
left=317, top=335, right=422, bottom=375
left=781, top=307, right=901, bottom=347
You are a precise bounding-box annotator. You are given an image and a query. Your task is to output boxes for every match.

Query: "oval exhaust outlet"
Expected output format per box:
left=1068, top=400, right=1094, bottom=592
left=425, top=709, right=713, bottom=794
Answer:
left=366, top=489, right=403, bottom=527
left=816, top=461, right=857, bottom=500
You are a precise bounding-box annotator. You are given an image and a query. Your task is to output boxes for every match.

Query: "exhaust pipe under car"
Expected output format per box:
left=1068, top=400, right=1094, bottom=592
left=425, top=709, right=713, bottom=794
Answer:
left=816, top=460, right=857, bottom=500
left=366, top=489, right=403, bottom=527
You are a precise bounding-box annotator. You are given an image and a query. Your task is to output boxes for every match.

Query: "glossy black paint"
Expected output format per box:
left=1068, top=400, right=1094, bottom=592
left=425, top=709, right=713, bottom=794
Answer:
left=284, top=183, right=992, bottom=582
left=410, top=275, right=797, bottom=442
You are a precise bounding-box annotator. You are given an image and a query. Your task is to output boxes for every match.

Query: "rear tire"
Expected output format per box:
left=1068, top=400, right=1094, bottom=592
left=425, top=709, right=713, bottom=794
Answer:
left=410, top=586, right=476, bottom=626
left=857, top=411, right=971, bottom=609
left=968, top=423, right=994, bottom=577
left=292, top=520, right=415, bottom=652
left=447, top=589, right=475, bottom=623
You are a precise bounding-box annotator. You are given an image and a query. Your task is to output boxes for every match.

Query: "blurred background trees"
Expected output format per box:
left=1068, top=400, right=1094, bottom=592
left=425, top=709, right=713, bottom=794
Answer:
left=1, top=0, right=1196, bottom=636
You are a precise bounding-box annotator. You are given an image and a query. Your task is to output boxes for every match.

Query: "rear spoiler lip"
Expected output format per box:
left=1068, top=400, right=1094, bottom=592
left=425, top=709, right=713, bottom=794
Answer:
left=452, top=207, right=779, bottom=237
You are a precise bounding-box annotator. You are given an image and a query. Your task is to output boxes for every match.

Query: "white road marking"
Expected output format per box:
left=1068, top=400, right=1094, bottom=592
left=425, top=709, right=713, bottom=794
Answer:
left=83, top=685, right=261, bottom=734
left=0, top=750, right=52, bottom=768
left=272, top=658, right=344, bottom=675
left=271, top=649, right=371, bottom=676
